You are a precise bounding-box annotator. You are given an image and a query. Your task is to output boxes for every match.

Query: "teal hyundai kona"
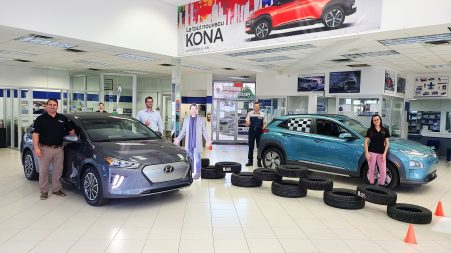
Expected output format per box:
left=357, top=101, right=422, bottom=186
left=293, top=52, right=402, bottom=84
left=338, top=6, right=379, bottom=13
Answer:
left=258, top=114, right=438, bottom=189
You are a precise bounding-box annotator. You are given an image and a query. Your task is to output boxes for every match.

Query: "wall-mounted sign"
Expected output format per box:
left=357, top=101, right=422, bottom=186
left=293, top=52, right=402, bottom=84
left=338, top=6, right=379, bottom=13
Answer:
left=213, top=82, right=255, bottom=100
left=414, top=76, right=448, bottom=97
left=397, top=75, right=406, bottom=94
left=177, top=0, right=382, bottom=55
left=385, top=70, right=396, bottom=93
left=298, top=75, right=325, bottom=92
left=329, top=71, right=361, bottom=94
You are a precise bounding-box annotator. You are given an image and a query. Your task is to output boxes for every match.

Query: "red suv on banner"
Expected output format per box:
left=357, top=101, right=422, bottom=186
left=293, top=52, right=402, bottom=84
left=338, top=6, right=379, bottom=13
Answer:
left=245, top=0, right=356, bottom=39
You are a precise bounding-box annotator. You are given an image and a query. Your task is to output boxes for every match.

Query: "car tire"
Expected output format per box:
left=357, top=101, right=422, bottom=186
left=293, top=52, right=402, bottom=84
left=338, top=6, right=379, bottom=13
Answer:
left=276, top=165, right=309, bottom=178
left=299, top=176, right=333, bottom=191
left=23, top=150, right=39, bottom=180
left=262, top=148, right=285, bottom=169
left=271, top=180, right=307, bottom=198
left=362, top=162, right=399, bottom=189
left=201, top=165, right=226, bottom=179
left=387, top=203, right=432, bottom=224
left=82, top=166, right=108, bottom=206
left=253, top=168, right=282, bottom=182
left=215, top=161, right=241, bottom=173
left=254, top=19, right=271, bottom=39
left=323, top=188, right=365, bottom=210
left=231, top=172, right=262, bottom=188
left=356, top=184, right=397, bottom=206
left=322, top=6, right=345, bottom=29
left=201, top=158, right=210, bottom=168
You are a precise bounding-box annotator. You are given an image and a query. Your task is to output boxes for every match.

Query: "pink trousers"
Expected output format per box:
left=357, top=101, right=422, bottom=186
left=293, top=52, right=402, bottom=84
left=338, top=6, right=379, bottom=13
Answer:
left=367, top=152, right=386, bottom=185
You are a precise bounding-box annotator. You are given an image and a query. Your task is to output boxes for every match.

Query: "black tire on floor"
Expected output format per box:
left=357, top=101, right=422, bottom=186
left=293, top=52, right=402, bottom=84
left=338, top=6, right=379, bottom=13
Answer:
left=387, top=203, right=432, bottom=224
left=271, top=180, right=307, bottom=198
left=253, top=168, right=282, bottom=182
left=201, top=165, right=226, bottom=179
left=231, top=172, right=262, bottom=188
left=299, top=176, right=333, bottom=191
left=323, top=188, right=365, bottom=210
left=276, top=165, right=309, bottom=178
left=215, top=161, right=241, bottom=173
left=201, top=158, right=210, bottom=168
left=356, top=184, right=397, bottom=205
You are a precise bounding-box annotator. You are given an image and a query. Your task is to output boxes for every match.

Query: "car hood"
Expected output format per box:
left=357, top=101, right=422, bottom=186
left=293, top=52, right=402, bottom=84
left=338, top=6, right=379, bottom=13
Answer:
left=94, top=139, right=188, bottom=165
left=390, top=138, right=434, bottom=155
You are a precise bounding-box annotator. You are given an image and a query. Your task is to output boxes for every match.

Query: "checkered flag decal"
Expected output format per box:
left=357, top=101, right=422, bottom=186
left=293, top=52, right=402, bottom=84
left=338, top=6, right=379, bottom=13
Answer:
left=288, top=118, right=311, bottom=133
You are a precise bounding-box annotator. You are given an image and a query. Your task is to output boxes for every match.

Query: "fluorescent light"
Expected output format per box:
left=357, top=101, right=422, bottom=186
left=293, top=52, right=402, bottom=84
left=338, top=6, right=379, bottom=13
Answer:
left=228, top=76, right=249, bottom=80
left=74, top=60, right=113, bottom=67
left=123, top=70, right=149, bottom=74
left=16, top=35, right=77, bottom=49
left=249, top=56, right=295, bottom=62
left=225, top=44, right=316, bottom=57
left=342, top=50, right=399, bottom=58
left=427, top=64, right=451, bottom=69
left=43, top=66, right=72, bottom=71
left=378, top=33, right=451, bottom=46
left=259, top=64, right=280, bottom=69
left=182, top=64, right=211, bottom=70
left=116, top=53, right=159, bottom=62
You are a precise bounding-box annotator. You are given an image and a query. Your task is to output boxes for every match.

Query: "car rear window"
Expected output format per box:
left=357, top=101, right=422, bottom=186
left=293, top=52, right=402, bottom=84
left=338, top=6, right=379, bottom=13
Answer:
left=279, top=118, right=312, bottom=133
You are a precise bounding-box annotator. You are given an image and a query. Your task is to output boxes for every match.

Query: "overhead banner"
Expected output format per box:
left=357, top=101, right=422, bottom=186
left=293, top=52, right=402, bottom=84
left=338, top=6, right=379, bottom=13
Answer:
left=177, top=0, right=382, bottom=55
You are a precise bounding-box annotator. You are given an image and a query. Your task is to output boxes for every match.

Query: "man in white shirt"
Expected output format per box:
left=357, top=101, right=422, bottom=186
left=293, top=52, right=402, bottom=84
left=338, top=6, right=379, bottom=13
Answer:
left=136, top=96, right=163, bottom=135
left=245, top=101, right=266, bottom=167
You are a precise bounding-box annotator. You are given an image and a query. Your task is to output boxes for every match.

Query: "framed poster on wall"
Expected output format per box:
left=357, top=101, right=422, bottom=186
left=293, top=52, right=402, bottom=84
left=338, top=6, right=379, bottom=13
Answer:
left=414, top=76, right=448, bottom=97
left=397, top=75, right=406, bottom=94
left=385, top=70, right=395, bottom=93
left=297, top=75, right=325, bottom=92
left=329, top=71, right=361, bottom=93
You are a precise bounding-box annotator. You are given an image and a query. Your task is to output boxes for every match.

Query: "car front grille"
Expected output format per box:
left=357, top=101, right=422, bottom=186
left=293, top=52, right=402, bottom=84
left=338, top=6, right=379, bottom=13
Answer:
left=142, top=161, right=190, bottom=183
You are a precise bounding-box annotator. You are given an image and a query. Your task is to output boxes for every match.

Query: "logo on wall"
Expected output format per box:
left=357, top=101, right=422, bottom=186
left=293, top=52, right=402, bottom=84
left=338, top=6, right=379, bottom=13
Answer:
left=177, top=0, right=382, bottom=55
left=414, top=76, right=448, bottom=97
left=329, top=71, right=361, bottom=93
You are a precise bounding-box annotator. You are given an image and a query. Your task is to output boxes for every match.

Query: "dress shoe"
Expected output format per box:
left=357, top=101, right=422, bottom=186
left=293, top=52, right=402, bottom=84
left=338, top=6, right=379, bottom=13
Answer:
left=245, top=161, right=253, bottom=166
left=40, top=192, right=48, bottom=200
left=257, top=160, right=262, bottom=167
left=53, top=190, right=67, bottom=197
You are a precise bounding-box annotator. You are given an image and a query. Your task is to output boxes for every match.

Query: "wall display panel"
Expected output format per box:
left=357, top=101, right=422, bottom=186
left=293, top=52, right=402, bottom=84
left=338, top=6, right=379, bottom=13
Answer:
left=414, top=76, right=448, bottom=97
left=329, top=71, right=361, bottom=93
left=384, top=70, right=395, bottom=93
left=177, top=0, right=383, bottom=55
left=297, top=75, right=325, bottom=92
left=397, top=75, right=406, bottom=94
left=213, top=82, right=255, bottom=100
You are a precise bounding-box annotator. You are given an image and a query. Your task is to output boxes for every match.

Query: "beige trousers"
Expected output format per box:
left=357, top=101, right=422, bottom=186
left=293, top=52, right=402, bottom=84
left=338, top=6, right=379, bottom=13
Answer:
left=38, top=146, right=64, bottom=193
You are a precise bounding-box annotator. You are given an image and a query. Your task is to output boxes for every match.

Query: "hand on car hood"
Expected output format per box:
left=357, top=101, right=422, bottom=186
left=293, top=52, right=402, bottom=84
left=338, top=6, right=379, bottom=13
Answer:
left=95, top=139, right=188, bottom=165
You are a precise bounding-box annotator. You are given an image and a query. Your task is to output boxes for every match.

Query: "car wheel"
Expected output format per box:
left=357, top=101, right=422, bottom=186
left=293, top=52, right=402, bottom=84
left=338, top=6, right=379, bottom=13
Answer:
left=363, top=162, right=399, bottom=189
left=322, top=7, right=345, bottom=29
left=262, top=148, right=285, bottom=169
left=254, top=19, right=271, bottom=39
left=23, top=150, right=38, bottom=180
left=82, top=167, right=108, bottom=206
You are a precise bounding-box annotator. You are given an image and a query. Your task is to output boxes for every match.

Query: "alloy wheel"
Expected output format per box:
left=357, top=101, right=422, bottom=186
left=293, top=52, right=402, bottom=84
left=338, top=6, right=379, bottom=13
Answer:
left=264, top=151, right=280, bottom=169
left=84, top=172, right=99, bottom=201
left=324, top=9, right=344, bottom=28
left=24, top=154, right=34, bottom=177
left=255, top=22, right=269, bottom=39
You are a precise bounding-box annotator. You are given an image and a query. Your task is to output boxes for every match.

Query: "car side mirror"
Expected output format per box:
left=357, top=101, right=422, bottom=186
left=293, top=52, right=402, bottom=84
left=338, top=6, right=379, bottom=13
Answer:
left=63, top=135, right=79, bottom=143
left=339, top=133, right=353, bottom=139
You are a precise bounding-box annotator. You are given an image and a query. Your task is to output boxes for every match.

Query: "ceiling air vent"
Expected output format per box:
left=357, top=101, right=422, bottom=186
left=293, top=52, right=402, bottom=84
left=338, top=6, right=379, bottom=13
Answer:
left=65, top=48, right=86, bottom=53
left=159, top=63, right=174, bottom=67
left=88, top=68, right=100, bottom=71
left=347, top=64, right=371, bottom=67
left=425, top=40, right=450, bottom=45
left=14, top=59, right=32, bottom=62
left=331, top=58, right=352, bottom=62
left=29, top=34, right=54, bottom=40
left=223, top=67, right=236, bottom=70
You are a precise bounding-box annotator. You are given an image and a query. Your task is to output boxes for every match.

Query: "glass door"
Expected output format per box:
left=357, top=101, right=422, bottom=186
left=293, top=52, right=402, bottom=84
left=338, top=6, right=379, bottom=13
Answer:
left=213, top=99, right=251, bottom=143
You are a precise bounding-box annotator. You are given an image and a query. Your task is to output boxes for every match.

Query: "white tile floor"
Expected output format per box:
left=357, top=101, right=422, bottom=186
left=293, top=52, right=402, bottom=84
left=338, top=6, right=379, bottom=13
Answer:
left=0, top=145, right=450, bottom=253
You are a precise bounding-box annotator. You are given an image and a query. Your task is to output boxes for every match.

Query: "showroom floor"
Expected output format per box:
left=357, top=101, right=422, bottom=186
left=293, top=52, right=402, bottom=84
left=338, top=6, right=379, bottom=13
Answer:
left=0, top=145, right=450, bottom=253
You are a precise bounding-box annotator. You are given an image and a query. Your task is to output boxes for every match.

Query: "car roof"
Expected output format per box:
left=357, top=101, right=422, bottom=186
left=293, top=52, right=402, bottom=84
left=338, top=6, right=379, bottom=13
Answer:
left=64, top=112, right=133, bottom=120
left=274, top=114, right=350, bottom=121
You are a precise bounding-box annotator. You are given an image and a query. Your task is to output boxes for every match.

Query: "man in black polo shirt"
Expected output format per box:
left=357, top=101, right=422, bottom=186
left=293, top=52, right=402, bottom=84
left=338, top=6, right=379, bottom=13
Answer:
left=33, top=98, right=75, bottom=200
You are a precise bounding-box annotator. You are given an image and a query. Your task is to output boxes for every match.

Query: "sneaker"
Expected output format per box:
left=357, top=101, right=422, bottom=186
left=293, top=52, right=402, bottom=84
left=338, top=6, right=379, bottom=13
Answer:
left=53, top=190, right=67, bottom=197
left=257, top=160, right=262, bottom=167
left=245, top=161, right=253, bottom=166
left=40, top=192, right=48, bottom=200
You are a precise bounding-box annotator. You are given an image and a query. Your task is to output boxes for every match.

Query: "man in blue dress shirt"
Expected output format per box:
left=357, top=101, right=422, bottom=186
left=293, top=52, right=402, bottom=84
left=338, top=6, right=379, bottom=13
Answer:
left=136, top=96, right=163, bottom=135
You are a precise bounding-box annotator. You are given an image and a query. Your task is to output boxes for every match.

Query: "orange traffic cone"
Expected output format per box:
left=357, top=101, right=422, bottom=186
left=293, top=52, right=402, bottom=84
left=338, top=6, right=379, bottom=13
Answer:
left=435, top=201, right=445, bottom=217
left=404, top=224, right=417, bottom=244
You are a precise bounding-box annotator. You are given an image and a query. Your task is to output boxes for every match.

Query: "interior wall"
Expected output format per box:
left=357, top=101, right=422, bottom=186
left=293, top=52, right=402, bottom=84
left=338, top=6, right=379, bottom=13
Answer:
left=0, top=65, right=70, bottom=89
left=0, top=0, right=177, bottom=56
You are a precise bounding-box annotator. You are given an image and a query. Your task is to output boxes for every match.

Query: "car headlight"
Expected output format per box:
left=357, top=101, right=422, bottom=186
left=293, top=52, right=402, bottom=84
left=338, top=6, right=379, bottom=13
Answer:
left=409, top=160, right=424, bottom=169
left=400, top=150, right=428, bottom=158
left=105, top=157, right=140, bottom=169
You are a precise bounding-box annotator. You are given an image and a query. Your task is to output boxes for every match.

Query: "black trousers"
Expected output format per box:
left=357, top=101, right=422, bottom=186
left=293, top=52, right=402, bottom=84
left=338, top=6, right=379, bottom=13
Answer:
left=248, top=128, right=262, bottom=162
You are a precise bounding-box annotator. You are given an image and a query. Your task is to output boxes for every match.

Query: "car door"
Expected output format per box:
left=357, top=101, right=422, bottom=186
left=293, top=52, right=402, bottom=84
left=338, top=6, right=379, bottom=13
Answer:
left=308, top=119, right=363, bottom=172
left=278, top=117, right=317, bottom=162
left=272, top=0, right=300, bottom=27
left=63, top=119, right=88, bottom=183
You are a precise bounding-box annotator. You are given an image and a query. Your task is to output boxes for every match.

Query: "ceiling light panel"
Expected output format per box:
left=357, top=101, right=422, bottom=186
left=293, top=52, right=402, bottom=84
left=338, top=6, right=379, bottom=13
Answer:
left=74, top=60, right=113, bottom=67
left=427, top=64, right=451, bottom=69
left=182, top=64, right=211, bottom=70
left=259, top=64, right=280, bottom=69
left=378, top=33, right=451, bottom=46
left=224, top=44, right=316, bottom=57
left=116, top=53, right=159, bottom=62
left=16, top=34, right=77, bottom=49
left=342, top=50, right=400, bottom=58
left=249, top=56, right=295, bottom=62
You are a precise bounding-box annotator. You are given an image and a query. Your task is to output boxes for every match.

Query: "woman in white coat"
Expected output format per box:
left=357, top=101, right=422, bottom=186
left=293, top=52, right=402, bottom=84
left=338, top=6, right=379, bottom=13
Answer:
left=174, top=104, right=212, bottom=179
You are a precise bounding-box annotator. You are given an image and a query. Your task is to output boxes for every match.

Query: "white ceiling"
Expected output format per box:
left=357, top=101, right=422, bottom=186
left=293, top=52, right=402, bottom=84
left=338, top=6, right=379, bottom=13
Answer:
left=0, top=24, right=450, bottom=80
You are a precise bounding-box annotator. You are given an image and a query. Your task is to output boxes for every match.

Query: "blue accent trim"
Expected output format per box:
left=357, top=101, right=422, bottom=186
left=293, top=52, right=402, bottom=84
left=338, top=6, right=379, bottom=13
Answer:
left=87, top=94, right=99, bottom=101
left=73, top=93, right=84, bottom=101
left=181, top=96, right=207, bottom=104
left=206, top=96, right=212, bottom=104
left=104, top=95, right=132, bottom=102
left=33, top=91, right=61, bottom=100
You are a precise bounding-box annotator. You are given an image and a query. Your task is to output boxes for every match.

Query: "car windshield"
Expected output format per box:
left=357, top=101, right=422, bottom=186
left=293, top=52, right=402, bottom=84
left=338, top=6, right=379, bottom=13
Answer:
left=336, top=118, right=368, bottom=137
left=80, top=116, right=159, bottom=142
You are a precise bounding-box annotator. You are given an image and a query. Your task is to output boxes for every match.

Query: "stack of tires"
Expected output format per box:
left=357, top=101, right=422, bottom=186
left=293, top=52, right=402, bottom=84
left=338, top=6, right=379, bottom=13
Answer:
left=201, top=159, right=242, bottom=180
